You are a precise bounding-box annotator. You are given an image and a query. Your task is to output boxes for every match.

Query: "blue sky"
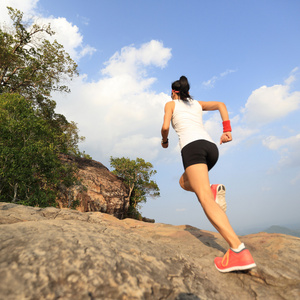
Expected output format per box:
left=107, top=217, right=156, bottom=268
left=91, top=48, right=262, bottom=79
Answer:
left=1, top=0, right=300, bottom=234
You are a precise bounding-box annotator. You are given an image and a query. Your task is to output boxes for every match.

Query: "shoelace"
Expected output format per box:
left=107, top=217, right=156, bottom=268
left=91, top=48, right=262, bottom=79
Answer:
left=221, top=250, right=230, bottom=266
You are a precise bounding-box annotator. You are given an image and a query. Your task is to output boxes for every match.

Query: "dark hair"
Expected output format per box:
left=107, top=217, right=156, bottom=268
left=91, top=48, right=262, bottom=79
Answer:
left=171, top=75, right=192, bottom=101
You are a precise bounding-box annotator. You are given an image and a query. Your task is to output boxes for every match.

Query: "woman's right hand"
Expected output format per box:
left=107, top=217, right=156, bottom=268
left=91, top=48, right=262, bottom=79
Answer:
left=220, top=132, right=232, bottom=145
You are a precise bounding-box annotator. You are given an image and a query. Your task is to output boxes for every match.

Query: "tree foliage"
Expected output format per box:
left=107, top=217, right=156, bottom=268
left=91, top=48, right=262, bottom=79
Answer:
left=110, top=157, right=160, bottom=219
left=0, top=93, right=77, bottom=206
left=0, top=7, right=88, bottom=207
left=0, top=7, right=85, bottom=157
left=0, top=7, right=78, bottom=101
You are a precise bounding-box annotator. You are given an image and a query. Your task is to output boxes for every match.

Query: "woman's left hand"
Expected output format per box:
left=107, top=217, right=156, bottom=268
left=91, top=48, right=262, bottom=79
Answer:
left=220, top=132, right=232, bottom=144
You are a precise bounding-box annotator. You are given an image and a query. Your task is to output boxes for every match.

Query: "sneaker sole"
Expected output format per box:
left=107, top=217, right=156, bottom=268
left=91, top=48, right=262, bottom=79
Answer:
left=215, top=184, right=227, bottom=213
left=215, top=262, right=257, bottom=273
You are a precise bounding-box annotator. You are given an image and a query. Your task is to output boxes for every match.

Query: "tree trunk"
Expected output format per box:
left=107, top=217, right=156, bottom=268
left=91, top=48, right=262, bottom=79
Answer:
left=12, top=183, right=18, bottom=203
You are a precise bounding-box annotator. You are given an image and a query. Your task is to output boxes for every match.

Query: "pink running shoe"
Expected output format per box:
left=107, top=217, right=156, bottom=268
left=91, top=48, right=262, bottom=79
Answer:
left=211, top=184, right=227, bottom=212
left=214, top=248, right=256, bottom=273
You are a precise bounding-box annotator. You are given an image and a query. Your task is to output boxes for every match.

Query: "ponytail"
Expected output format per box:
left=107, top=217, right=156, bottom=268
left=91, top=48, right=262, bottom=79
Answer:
left=171, top=75, right=192, bottom=101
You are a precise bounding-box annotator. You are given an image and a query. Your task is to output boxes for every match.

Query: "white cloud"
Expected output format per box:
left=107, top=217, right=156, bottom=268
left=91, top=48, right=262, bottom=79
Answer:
left=262, top=134, right=300, bottom=167
left=102, top=40, right=171, bottom=78
left=291, top=172, right=300, bottom=185
left=220, top=69, right=237, bottom=77
left=54, top=40, right=172, bottom=164
left=76, top=14, right=90, bottom=26
left=239, top=69, right=300, bottom=171
left=262, top=134, right=300, bottom=150
left=111, top=135, right=161, bottom=161
left=202, top=69, right=237, bottom=88
left=201, top=69, right=300, bottom=160
left=202, top=76, right=218, bottom=88
left=242, top=73, right=300, bottom=126
left=202, top=112, right=257, bottom=155
left=0, top=0, right=95, bottom=62
left=79, top=45, right=96, bottom=58
left=32, top=16, right=96, bottom=61
left=0, top=0, right=38, bottom=23
left=2, top=3, right=169, bottom=165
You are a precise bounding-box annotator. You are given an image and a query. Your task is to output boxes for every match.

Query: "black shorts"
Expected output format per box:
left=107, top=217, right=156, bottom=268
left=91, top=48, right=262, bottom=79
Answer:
left=181, top=139, right=219, bottom=171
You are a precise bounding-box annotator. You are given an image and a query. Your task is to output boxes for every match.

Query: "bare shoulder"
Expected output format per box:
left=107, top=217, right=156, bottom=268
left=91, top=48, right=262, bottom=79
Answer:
left=165, top=101, right=175, bottom=111
left=198, top=100, right=207, bottom=110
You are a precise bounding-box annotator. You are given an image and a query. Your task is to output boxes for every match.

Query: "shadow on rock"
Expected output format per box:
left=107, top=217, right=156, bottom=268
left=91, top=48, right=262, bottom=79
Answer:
left=175, top=293, right=201, bottom=300
left=185, top=225, right=226, bottom=253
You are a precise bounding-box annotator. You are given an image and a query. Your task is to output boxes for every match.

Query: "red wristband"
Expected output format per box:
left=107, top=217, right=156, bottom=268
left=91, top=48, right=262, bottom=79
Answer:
left=222, top=120, right=232, bottom=133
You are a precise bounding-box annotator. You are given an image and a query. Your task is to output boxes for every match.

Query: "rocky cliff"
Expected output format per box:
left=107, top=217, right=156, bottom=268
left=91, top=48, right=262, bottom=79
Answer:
left=58, top=155, right=129, bottom=219
left=0, top=202, right=299, bottom=300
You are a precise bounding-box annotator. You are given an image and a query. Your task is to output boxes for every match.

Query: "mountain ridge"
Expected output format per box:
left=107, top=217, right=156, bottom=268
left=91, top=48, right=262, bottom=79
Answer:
left=263, top=225, right=300, bottom=238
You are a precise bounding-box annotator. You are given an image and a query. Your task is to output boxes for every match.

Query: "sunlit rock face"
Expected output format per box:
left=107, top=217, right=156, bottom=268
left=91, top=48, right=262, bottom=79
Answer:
left=58, top=155, right=130, bottom=219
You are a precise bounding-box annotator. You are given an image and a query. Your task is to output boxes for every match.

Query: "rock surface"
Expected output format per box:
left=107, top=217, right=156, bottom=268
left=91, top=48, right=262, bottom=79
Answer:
left=0, top=202, right=300, bottom=300
left=59, top=155, right=129, bottom=219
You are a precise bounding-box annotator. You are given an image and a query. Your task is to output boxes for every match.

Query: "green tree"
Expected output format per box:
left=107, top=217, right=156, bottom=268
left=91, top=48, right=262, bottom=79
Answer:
left=0, top=7, right=90, bottom=208
left=110, top=157, right=160, bottom=220
left=0, top=7, right=78, bottom=101
left=0, top=93, right=77, bottom=207
left=0, top=7, right=84, bottom=157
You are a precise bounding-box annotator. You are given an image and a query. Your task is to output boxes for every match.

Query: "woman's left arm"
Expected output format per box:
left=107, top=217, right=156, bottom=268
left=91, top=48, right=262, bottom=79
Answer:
left=199, top=101, right=232, bottom=144
left=199, top=101, right=229, bottom=120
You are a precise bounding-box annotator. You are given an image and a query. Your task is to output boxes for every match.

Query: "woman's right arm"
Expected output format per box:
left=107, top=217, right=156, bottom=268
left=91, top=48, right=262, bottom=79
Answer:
left=161, top=101, right=174, bottom=148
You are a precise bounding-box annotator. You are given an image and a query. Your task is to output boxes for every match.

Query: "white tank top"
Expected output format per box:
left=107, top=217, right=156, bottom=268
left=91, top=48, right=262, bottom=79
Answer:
left=171, top=99, right=214, bottom=150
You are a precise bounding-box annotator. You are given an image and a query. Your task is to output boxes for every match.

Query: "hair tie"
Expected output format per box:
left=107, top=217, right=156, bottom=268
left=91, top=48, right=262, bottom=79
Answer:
left=172, top=89, right=180, bottom=93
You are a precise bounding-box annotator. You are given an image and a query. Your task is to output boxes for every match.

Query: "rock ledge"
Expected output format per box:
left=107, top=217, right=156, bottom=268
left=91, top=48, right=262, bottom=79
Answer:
left=0, top=202, right=299, bottom=300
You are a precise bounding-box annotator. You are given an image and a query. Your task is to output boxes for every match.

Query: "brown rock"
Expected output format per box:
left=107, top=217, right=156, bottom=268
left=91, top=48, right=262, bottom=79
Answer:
left=0, top=202, right=299, bottom=300
left=58, top=155, right=129, bottom=219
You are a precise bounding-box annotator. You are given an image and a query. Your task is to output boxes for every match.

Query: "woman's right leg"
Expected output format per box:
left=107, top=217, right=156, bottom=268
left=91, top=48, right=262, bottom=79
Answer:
left=183, top=163, right=241, bottom=249
left=180, top=163, right=256, bottom=273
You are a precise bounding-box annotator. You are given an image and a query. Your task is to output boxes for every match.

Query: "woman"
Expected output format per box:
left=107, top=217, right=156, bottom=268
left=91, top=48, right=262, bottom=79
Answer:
left=161, top=76, right=256, bottom=273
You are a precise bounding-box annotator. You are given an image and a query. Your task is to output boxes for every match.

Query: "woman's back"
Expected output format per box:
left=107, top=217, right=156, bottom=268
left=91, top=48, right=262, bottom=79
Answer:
left=171, top=99, right=214, bottom=149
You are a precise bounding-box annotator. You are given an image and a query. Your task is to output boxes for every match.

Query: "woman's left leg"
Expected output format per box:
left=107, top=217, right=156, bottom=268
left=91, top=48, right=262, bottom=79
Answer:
left=179, top=172, right=193, bottom=192
left=180, top=172, right=227, bottom=212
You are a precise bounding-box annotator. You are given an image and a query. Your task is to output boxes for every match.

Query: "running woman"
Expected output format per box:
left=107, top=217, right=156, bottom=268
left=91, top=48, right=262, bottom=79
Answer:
left=161, top=76, right=256, bottom=272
